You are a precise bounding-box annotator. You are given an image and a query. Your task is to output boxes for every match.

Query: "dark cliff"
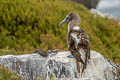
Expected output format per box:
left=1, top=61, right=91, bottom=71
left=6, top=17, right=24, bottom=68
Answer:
left=72, top=0, right=100, bottom=9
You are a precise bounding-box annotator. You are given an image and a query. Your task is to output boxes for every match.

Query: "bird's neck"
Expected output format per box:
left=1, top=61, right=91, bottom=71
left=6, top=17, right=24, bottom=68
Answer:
left=68, top=20, right=80, bottom=32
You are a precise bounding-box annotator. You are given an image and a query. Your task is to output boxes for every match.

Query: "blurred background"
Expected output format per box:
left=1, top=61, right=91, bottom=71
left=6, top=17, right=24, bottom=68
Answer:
left=97, top=0, right=120, bottom=19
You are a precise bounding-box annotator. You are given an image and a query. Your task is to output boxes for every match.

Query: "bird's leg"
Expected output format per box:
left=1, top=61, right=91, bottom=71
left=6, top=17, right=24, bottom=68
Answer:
left=76, top=61, right=80, bottom=73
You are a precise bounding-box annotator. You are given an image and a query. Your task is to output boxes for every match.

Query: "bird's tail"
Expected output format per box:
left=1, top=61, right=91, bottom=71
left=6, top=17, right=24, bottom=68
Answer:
left=76, top=49, right=90, bottom=77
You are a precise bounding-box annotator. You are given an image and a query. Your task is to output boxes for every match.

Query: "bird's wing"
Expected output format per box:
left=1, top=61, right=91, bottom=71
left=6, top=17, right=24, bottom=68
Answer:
left=70, top=29, right=90, bottom=63
left=69, top=29, right=90, bottom=74
left=70, top=29, right=89, bottom=47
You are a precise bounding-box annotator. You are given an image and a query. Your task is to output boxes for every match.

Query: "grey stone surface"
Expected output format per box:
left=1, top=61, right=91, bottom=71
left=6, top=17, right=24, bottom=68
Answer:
left=0, top=50, right=120, bottom=80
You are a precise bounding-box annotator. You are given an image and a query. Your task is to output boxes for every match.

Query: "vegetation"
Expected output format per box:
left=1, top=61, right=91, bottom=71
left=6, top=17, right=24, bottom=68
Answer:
left=0, top=65, right=23, bottom=80
left=0, top=0, right=120, bottom=65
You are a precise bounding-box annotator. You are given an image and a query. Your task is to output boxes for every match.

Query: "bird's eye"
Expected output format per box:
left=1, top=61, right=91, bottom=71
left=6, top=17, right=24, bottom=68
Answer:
left=66, top=17, right=71, bottom=21
left=66, top=17, right=69, bottom=20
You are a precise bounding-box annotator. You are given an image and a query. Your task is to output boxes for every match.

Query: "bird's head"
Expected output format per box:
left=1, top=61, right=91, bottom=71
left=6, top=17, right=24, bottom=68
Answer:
left=59, top=12, right=80, bottom=27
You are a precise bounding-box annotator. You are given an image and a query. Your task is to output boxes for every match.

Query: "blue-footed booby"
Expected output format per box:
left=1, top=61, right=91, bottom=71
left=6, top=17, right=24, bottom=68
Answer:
left=59, top=12, right=90, bottom=76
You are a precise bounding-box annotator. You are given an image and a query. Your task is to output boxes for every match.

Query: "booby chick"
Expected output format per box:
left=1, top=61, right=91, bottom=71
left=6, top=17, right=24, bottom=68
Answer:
left=59, top=12, right=90, bottom=76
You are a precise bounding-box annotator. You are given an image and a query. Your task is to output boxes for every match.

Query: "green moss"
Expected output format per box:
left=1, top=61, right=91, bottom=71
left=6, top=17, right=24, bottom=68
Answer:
left=0, top=0, right=120, bottom=64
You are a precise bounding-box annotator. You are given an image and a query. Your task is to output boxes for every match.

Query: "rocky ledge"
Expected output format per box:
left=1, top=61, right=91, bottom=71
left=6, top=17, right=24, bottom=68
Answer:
left=0, top=50, right=120, bottom=80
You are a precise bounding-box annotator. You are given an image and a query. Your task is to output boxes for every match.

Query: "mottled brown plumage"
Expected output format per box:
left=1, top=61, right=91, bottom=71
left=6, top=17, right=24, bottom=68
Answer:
left=59, top=12, right=90, bottom=76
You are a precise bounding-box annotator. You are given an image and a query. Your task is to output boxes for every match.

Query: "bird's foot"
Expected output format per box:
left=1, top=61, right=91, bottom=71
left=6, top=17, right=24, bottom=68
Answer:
left=67, top=55, right=74, bottom=58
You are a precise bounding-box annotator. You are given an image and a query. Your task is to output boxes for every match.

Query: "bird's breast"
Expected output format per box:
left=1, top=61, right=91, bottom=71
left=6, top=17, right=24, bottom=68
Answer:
left=70, top=33, right=81, bottom=45
left=73, top=26, right=80, bottom=30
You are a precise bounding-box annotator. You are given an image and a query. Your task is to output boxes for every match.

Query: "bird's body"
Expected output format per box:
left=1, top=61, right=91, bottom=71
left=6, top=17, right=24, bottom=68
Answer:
left=68, top=25, right=90, bottom=75
left=59, top=12, right=90, bottom=76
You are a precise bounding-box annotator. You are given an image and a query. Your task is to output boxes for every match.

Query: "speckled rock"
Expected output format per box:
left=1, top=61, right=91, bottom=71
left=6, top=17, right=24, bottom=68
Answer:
left=0, top=50, right=120, bottom=80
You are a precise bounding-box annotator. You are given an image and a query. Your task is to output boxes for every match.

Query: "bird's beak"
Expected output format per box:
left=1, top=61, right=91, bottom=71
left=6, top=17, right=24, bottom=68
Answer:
left=59, top=17, right=68, bottom=27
